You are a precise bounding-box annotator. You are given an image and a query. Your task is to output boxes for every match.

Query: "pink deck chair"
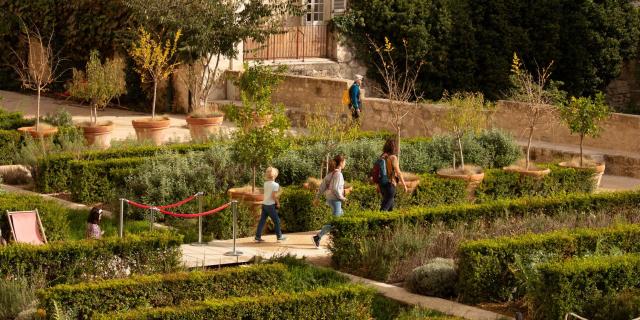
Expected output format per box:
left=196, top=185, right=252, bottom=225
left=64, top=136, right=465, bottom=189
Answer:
left=7, top=210, right=47, bottom=245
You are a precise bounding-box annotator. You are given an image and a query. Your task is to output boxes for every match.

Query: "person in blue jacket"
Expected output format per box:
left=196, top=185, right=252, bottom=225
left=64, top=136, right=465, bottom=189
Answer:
left=349, top=74, right=363, bottom=120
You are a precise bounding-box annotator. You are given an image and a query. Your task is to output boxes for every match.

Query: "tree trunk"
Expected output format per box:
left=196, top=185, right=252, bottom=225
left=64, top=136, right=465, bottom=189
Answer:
left=396, top=127, right=401, bottom=160
left=580, top=134, right=584, bottom=167
left=526, top=126, right=534, bottom=170
left=458, top=136, right=465, bottom=170
left=252, top=166, right=256, bottom=194
left=152, top=79, right=158, bottom=120
left=36, top=87, right=41, bottom=130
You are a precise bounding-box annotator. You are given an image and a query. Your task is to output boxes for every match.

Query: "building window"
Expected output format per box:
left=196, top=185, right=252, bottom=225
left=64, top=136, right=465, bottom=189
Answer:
left=305, top=0, right=324, bottom=24
left=333, top=0, right=346, bottom=12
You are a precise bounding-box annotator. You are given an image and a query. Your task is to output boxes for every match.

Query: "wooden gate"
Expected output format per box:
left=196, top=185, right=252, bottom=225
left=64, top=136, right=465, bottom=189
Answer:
left=244, top=25, right=328, bottom=61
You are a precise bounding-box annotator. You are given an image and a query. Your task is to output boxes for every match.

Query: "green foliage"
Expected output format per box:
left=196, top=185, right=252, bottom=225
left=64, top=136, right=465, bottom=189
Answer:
left=271, top=149, right=316, bottom=186
left=531, top=254, right=640, bottom=320
left=204, top=198, right=255, bottom=240
left=337, top=0, right=640, bottom=100
left=0, top=193, right=71, bottom=242
left=0, top=276, right=41, bottom=320
left=476, top=166, right=596, bottom=202
left=330, top=190, right=640, bottom=275
left=406, top=258, right=457, bottom=298
left=0, top=129, right=21, bottom=165
left=0, top=108, right=34, bottom=130
left=95, top=285, right=374, bottom=320
left=68, top=50, right=126, bottom=124
left=70, top=156, right=149, bottom=203
left=457, top=224, right=640, bottom=303
left=279, top=187, right=332, bottom=232
left=38, top=264, right=289, bottom=318
left=235, top=63, right=286, bottom=109
left=585, top=288, right=640, bottom=320
left=0, top=231, right=183, bottom=286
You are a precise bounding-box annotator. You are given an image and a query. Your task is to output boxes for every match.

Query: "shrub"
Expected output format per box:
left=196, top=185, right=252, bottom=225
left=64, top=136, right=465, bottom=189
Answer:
left=457, top=224, right=640, bottom=303
left=279, top=187, right=332, bottom=232
left=272, top=149, right=316, bottom=186
left=0, top=108, right=34, bottom=130
left=406, top=258, right=457, bottom=298
left=585, top=288, right=640, bottom=320
left=203, top=197, right=256, bottom=240
left=0, top=193, right=71, bottom=242
left=0, top=231, right=183, bottom=286
left=331, top=190, right=640, bottom=278
left=38, top=264, right=289, bottom=318
left=474, top=129, right=522, bottom=168
left=70, top=156, right=149, bottom=203
left=531, top=254, right=640, bottom=320
left=0, top=276, right=41, bottom=320
left=95, top=285, right=374, bottom=320
left=476, top=165, right=595, bottom=202
left=0, top=129, right=21, bottom=165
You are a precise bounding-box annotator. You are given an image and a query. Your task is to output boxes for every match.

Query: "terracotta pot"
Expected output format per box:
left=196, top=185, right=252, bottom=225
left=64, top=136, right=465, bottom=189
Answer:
left=186, top=115, right=223, bottom=141
left=436, top=167, right=485, bottom=201
left=80, top=121, right=114, bottom=149
left=558, top=161, right=606, bottom=188
left=228, top=186, right=264, bottom=221
left=17, top=126, right=58, bottom=138
left=131, top=117, right=170, bottom=146
left=402, top=172, right=421, bottom=193
left=503, top=165, right=551, bottom=179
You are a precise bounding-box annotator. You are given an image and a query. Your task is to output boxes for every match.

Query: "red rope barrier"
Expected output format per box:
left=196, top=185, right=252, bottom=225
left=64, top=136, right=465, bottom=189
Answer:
left=125, top=193, right=200, bottom=210
left=155, top=203, right=231, bottom=219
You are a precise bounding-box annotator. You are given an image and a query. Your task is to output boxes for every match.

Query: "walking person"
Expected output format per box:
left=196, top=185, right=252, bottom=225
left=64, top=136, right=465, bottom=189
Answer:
left=375, top=138, right=408, bottom=211
left=312, top=155, right=347, bottom=248
left=255, top=167, right=286, bottom=242
left=349, top=75, right=363, bottom=121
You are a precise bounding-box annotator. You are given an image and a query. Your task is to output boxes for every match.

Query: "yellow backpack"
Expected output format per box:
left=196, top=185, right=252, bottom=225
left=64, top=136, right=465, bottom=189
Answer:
left=342, top=89, right=350, bottom=107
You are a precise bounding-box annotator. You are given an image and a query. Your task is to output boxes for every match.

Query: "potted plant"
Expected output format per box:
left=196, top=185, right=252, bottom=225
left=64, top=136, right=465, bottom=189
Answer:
left=68, top=50, right=126, bottom=148
left=557, top=92, right=611, bottom=186
left=234, top=63, right=286, bottom=128
left=186, top=103, right=224, bottom=141
left=503, top=53, right=566, bottom=177
left=437, top=92, right=489, bottom=197
left=129, top=27, right=181, bottom=145
left=10, top=22, right=66, bottom=138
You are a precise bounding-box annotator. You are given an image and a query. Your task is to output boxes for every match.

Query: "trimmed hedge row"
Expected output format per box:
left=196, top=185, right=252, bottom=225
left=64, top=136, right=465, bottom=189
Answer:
left=531, top=254, right=640, bottom=320
left=35, top=142, right=214, bottom=193
left=38, top=264, right=289, bottom=318
left=457, top=224, right=640, bottom=303
left=69, top=157, right=151, bottom=203
left=0, top=231, right=183, bottom=286
left=0, top=109, right=34, bottom=130
left=95, top=285, right=374, bottom=320
left=330, top=190, right=640, bottom=271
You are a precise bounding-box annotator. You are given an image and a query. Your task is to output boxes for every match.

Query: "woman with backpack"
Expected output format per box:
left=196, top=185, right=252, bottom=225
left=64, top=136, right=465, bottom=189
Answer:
left=375, top=138, right=408, bottom=211
left=312, top=154, right=347, bottom=248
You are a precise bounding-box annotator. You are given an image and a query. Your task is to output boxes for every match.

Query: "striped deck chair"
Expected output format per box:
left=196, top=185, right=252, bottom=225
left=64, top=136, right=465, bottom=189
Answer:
left=7, top=209, right=47, bottom=245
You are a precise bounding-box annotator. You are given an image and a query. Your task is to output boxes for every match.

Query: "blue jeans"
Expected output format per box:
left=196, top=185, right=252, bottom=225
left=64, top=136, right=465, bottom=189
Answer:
left=255, top=204, right=283, bottom=239
left=318, top=199, right=343, bottom=239
left=380, top=183, right=396, bottom=211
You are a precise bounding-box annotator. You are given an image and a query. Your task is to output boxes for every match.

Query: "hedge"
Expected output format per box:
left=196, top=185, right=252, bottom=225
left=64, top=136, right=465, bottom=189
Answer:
left=530, top=254, right=640, bottom=320
left=331, top=190, right=640, bottom=272
left=279, top=187, right=332, bottom=232
left=38, top=264, right=288, bottom=318
left=0, top=108, right=34, bottom=130
left=0, top=129, right=21, bottom=165
left=95, top=285, right=374, bottom=320
left=457, top=224, right=640, bottom=303
left=35, top=142, right=214, bottom=193
left=0, top=231, right=183, bottom=286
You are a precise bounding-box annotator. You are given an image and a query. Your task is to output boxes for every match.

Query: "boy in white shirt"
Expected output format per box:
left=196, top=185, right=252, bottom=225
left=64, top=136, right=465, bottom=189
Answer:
left=255, top=167, right=287, bottom=242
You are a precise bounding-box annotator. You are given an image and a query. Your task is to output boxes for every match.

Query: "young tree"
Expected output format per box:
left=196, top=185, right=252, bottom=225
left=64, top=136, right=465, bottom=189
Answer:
left=509, top=53, right=566, bottom=170
left=68, top=50, right=126, bottom=125
left=441, top=91, right=488, bottom=171
left=558, top=92, right=611, bottom=167
left=129, top=27, right=181, bottom=120
left=9, top=21, right=66, bottom=131
left=369, top=37, right=424, bottom=158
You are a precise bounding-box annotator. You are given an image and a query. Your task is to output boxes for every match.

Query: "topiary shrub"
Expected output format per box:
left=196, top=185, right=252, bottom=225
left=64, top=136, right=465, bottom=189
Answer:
left=405, top=258, right=457, bottom=298
left=279, top=187, right=332, bottom=232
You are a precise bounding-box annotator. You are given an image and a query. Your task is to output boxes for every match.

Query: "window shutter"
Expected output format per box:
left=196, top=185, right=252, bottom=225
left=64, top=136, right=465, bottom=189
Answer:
left=333, top=0, right=346, bottom=12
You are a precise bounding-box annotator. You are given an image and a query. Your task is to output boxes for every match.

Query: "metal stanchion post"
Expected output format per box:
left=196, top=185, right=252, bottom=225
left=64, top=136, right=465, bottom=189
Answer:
left=119, top=199, right=124, bottom=238
left=149, top=208, right=156, bottom=231
left=191, top=192, right=207, bottom=246
left=224, top=200, right=243, bottom=256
